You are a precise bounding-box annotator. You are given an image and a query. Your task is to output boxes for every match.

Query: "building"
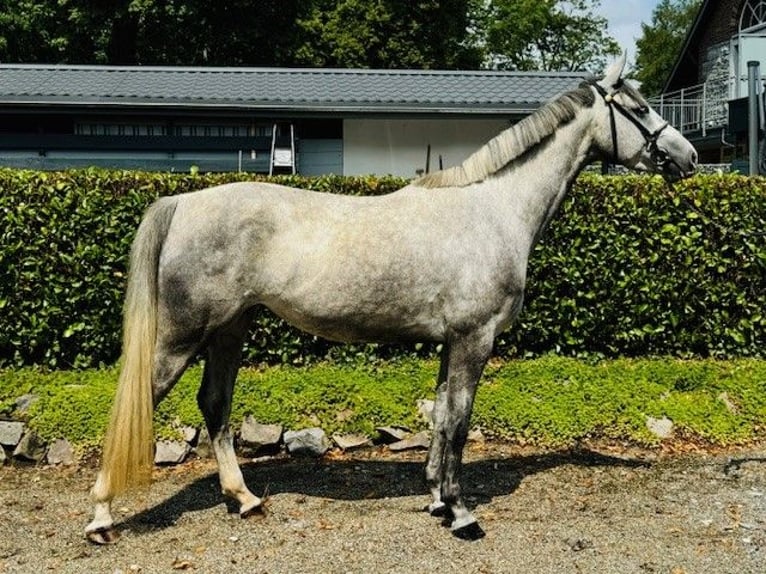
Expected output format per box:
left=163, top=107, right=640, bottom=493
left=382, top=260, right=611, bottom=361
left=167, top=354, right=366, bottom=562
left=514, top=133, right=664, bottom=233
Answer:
left=654, top=0, right=766, bottom=168
left=0, top=65, right=583, bottom=177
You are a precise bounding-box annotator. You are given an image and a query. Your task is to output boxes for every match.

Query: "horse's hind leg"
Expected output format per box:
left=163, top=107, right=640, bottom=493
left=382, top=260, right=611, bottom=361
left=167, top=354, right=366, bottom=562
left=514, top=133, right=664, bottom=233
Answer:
left=425, top=344, right=450, bottom=516
left=86, top=340, right=197, bottom=544
left=197, top=313, right=262, bottom=517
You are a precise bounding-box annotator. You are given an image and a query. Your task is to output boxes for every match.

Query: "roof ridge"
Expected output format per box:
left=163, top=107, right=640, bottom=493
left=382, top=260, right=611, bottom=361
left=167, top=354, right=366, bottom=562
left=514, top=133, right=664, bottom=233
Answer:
left=0, top=63, right=584, bottom=78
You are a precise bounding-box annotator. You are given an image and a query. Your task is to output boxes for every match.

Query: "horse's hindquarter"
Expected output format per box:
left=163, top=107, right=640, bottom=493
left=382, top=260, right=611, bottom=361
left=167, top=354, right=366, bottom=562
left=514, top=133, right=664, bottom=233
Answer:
left=160, top=182, right=524, bottom=344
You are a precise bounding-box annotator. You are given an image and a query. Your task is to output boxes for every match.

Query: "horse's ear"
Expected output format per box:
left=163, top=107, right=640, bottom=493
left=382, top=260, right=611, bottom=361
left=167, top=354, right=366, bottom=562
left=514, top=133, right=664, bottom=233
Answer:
left=599, top=52, right=627, bottom=88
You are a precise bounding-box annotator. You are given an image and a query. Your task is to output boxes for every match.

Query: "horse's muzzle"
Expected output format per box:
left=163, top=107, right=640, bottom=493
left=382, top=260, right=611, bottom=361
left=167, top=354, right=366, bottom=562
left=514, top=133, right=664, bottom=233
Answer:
left=661, top=148, right=698, bottom=183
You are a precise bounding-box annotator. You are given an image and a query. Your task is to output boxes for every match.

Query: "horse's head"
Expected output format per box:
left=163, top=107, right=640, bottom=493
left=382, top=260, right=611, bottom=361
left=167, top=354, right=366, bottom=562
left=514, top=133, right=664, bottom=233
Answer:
left=590, top=54, right=698, bottom=182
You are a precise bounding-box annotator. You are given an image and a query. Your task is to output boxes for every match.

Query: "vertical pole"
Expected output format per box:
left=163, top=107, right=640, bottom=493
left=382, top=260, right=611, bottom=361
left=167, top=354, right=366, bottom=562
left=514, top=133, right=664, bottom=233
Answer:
left=680, top=88, right=685, bottom=131
left=701, top=82, right=707, bottom=137
left=748, top=60, right=760, bottom=175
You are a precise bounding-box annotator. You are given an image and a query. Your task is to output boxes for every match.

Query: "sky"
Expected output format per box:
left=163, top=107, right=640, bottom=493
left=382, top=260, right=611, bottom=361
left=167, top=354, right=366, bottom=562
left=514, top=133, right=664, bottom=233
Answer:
left=596, top=0, right=663, bottom=66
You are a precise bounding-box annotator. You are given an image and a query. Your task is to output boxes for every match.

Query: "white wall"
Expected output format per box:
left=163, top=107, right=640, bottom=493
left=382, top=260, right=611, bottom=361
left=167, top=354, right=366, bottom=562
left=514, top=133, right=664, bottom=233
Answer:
left=343, top=118, right=510, bottom=177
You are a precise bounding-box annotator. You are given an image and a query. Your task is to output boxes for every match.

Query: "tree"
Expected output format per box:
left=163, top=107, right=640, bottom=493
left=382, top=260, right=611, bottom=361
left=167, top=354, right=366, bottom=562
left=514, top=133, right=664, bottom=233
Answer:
left=0, top=0, right=64, bottom=62
left=482, top=0, right=620, bottom=72
left=293, top=0, right=484, bottom=69
left=2, top=0, right=621, bottom=71
left=633, top=0, right=701, bottom=96
left=0, top=0, right=315, bottom=66
left=0, top=0, right=482, bottom=68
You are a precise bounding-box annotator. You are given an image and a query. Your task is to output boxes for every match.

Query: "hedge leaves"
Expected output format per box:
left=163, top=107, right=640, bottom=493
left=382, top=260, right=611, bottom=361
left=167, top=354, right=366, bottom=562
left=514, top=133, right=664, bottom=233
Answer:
left=0, top=168, right=763, bottom=368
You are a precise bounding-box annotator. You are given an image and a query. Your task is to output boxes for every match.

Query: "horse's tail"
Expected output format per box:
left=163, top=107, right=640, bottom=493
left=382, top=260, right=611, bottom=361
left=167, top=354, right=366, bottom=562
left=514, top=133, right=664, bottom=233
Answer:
left=93, top=196, right=178, bottom=501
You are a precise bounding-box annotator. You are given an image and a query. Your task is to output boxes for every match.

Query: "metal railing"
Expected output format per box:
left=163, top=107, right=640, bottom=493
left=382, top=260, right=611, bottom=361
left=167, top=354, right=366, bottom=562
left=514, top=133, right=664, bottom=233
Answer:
left=649, top=82, right=728, bottom=136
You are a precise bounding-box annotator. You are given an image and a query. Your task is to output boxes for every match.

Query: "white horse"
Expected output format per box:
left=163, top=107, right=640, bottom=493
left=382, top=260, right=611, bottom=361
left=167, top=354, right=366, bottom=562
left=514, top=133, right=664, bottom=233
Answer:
left=86, top=55, right=697, bottom=543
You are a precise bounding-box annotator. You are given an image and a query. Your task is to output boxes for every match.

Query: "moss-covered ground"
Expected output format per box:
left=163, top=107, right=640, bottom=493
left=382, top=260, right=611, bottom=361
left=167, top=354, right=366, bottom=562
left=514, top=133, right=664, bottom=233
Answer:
left=1, top=357, right=764, bottom=452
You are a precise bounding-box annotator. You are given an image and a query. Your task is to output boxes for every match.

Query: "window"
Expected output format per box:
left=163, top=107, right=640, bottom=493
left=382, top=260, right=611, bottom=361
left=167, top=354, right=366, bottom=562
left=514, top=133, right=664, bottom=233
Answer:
left=741, top=0, right=766, bottom=33
left=174, top=123, right=254, bottom=137
left=75, top=122, right=168, bottom=136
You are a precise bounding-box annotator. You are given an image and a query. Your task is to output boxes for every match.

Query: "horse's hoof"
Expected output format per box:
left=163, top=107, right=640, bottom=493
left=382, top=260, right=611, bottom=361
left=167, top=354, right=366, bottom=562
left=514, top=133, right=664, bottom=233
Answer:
left=240, top=502, right=265, bottom=519
left=86, top=526, right=120, bottom=545
left=451, top=520, right=486, bottom=541
left=426, top=501, right=448, bottom=517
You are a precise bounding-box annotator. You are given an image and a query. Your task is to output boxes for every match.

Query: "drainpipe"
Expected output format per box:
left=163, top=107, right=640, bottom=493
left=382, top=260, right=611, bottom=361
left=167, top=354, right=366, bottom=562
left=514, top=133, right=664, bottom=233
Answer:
left=748, top=60, right=760, bottom=175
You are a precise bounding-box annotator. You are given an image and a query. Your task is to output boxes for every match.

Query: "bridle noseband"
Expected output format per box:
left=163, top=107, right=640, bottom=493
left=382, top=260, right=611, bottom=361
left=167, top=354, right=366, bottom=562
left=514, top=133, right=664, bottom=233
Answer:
left=590, top=80, right=674, bottom=173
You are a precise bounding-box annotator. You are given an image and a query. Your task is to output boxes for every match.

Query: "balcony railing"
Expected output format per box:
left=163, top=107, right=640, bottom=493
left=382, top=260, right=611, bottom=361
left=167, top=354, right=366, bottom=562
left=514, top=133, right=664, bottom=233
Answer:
left=649, top=82, right=728, bottom=136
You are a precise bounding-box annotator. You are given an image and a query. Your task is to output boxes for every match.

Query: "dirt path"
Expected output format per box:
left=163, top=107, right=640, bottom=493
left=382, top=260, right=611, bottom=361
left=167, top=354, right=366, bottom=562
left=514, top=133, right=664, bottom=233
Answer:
left=1, top=443, right=764, bottom=573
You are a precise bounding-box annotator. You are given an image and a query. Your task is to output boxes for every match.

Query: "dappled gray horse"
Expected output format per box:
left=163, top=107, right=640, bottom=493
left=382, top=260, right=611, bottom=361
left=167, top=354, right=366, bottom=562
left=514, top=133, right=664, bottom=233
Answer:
left=86, top=55, right=696, bottom=543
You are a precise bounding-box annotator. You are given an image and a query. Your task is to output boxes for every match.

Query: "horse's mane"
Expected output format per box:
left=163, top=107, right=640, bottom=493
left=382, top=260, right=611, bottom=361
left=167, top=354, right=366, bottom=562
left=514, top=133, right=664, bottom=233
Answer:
left=414, top=83, right=596, bottom=188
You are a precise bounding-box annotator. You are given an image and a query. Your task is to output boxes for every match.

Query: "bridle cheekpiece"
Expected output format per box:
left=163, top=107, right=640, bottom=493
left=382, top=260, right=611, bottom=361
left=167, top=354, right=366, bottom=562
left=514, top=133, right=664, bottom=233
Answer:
left=590, top=80, right=676, bottom=176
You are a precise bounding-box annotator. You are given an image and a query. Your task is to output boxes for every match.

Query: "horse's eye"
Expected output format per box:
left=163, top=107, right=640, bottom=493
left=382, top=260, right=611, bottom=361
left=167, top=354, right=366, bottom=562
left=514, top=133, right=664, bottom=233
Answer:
left=636, top=105, right=650, bottom=117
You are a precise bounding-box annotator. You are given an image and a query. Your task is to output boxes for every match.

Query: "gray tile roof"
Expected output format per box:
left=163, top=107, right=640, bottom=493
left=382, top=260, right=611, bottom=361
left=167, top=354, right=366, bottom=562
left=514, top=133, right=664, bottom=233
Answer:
left=0, top=64, right=585, bottom=115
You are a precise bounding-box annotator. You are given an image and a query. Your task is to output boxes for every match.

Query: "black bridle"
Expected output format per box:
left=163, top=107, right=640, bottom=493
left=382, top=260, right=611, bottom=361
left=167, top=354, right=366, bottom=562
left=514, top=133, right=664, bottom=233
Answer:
left=590, top=80, right=675, bottom=174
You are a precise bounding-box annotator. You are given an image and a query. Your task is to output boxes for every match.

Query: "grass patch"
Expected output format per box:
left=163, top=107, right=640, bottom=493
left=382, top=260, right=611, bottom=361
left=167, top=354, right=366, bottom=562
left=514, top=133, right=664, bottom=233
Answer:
left=1, top=357, right=764, bottom=449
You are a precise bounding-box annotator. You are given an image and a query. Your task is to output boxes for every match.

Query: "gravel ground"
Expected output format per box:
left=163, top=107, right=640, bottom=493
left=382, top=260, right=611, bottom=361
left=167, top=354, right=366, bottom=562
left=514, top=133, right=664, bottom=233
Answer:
left=1, top=442, right=764, bottom=573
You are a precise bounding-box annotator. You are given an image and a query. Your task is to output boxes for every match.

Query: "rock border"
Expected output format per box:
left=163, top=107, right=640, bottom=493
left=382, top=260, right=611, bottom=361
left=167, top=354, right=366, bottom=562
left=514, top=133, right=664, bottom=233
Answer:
left=0, top=417, right=477, bottom=469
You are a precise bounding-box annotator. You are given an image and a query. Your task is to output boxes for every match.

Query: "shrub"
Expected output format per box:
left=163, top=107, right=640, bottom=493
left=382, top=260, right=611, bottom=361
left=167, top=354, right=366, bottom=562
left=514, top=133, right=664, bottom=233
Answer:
left=507, top=174, right=766, bottom=358
left=0, top=168, right=763, bottom=368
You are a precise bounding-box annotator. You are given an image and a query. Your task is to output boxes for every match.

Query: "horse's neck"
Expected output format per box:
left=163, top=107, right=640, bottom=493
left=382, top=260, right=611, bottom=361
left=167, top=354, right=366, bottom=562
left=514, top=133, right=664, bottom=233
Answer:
left=489, top=114, right=594, bottom=251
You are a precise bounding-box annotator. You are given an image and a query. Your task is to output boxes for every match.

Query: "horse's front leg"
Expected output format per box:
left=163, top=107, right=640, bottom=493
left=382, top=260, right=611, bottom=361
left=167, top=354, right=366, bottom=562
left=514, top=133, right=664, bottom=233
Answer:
left=427, top=330, right=492, bottom=539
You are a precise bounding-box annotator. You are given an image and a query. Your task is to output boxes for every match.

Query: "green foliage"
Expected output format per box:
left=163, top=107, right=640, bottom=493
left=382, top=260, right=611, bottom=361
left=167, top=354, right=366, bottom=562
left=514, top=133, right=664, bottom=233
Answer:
left=0, top=168, right=405, bottom=368
left=0, top=0, right=314, bottom=66
left=1, top=358, right=764, bottom=448
left=483, top=0, right=621, bottom=71
left=633, top=0, right=702, bottom=95
left=0, top=0, right=481, bottom=69
left=0, top=367, right=116, bottom=448
left=294, top=0, right=484, bottom=69
left=0, top=169, right=764, bottom=369
left=474, top=357, right=766, bottom=446
left=503, top=173, right=766, bottom=359
left=1, top=0, right=621, bottom=71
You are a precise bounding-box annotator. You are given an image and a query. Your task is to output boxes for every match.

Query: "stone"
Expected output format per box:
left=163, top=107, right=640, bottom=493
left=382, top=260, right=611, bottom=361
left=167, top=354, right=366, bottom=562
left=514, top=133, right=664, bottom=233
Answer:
left=646, top=416, right=674, bottom=440
left=171, top=418, right=199, bottom=445
left=193, top=427, right=213, bottom=459
left=417, top=399, right=435, bottom=427
left=14, top=394, right=38, bottom=414
left=181, top=426, right=199, bottom=444
left=284, top=428, right=330, bottom=457
left=154, top=440, right=191, bottom=465
left=13, top=431, right=46, bottom=462
left=388, top=430, right=431, bottom=452
left=467, top=428, right=485, bottom=443
left=0, top=446, right=6, bottom=464
left=0, top=420, right=25, bottom=447
left=718, top=392, right=739, bottom=415
left=46, top=438, right=75, bottom=465
left=332, top=433, right=371, bottom=451
left=239, top=416, right=282, bottom=455
left=375, top=426, right=410, bottom=444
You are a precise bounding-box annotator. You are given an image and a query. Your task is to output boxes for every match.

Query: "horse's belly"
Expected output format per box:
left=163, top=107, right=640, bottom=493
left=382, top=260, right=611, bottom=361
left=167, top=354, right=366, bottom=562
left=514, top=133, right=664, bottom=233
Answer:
left=266, top=299, right=445, bottom=344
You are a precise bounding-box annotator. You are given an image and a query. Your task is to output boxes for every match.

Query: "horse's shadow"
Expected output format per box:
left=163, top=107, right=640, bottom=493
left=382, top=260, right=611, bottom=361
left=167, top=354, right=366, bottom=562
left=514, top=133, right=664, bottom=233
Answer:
left=121, top=448, right=649, bottom=534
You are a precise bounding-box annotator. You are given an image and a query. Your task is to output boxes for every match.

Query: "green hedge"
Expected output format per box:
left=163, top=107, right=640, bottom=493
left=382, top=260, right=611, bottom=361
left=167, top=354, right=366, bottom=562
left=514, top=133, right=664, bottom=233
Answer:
left=0, top=168, right=764, bottom=368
